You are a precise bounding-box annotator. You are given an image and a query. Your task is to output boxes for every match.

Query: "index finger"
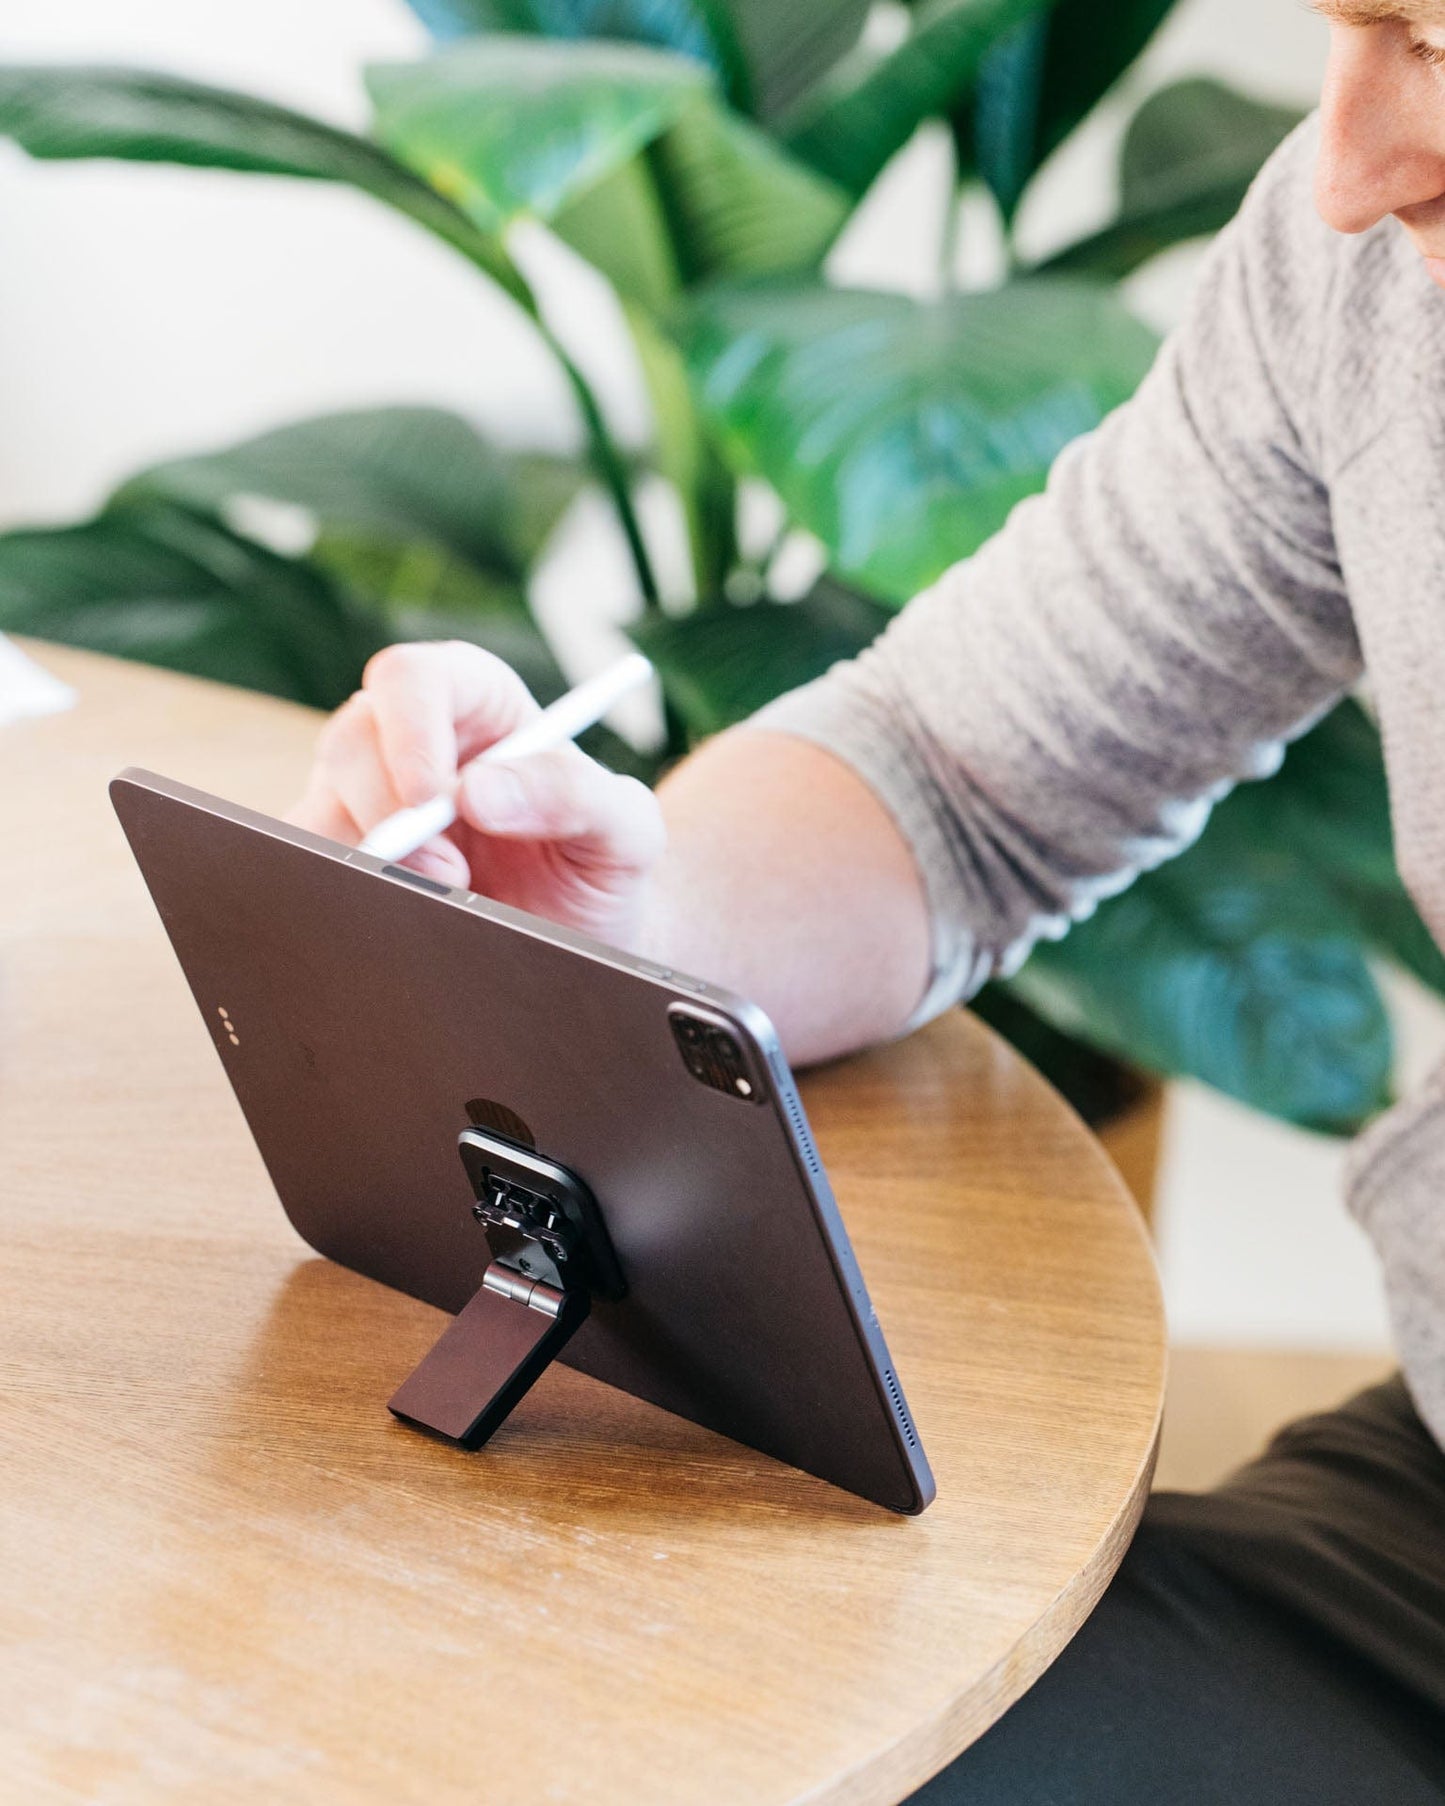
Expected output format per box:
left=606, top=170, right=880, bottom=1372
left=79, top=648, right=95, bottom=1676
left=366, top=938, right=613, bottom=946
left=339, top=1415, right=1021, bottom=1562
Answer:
left=362, top=640, right=543, bottom=808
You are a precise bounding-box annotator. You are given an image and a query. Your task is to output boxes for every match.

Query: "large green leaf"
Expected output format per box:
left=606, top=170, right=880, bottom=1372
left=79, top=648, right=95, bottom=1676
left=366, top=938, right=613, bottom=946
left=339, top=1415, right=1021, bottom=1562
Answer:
left=723, top=0, right=873, bottom=124
left=782, top=0, right=1050, bottom=200
left=0, top=491, right=577, bottom=716
left=1040, top=77, right=1304, bottom=278
left=0, top=506, right=388, bottom=708
left=1005, top=700, right=1434, bottom=1136
left=404, top=0, right=718, bottom=59
left=648, top=100, right=850, bottom=283
left=553, top=95, right=847, bottom=308
left=310, top=530, right=525, bottom=622
left=630, top=577, right=888, bottom=736
left=394, top=0, right=748, bottom=115
left=397, top=0, right=871, bottom=124
left=1011, top=791, right=1394, bottom=1135
left=969, top=0, right=1180, bottom=223
left=553, top=152, right=682, bottom=310
left=1238, top=700, right=1445, bottom=996
left=623, top=305, right=738, bottom=597
left=550, top=91, right=845, bottom=618
left=365, top=35, right=708, bottom=229
left=963, top=12, right=1048, bottom=222
left=0, top=64, right=525, bottom=300
left=110, top=407, right=583, bottom=601
left=683, top=276, right=1158, bottom=604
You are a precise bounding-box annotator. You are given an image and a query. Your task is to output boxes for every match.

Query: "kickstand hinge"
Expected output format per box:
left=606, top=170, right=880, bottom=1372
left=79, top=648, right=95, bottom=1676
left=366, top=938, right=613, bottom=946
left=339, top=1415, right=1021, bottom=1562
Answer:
left=481, top=1260, right=569, bottom=1317
left=387, top=1127, right=623, bottom=1453
left=388, top=1258, right=590, bottom=1450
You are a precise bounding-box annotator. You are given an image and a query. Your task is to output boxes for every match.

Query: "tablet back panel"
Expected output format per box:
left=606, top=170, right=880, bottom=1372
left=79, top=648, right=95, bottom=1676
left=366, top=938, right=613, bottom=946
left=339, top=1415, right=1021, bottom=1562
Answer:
left=113, top=771, right=934, bottom=1513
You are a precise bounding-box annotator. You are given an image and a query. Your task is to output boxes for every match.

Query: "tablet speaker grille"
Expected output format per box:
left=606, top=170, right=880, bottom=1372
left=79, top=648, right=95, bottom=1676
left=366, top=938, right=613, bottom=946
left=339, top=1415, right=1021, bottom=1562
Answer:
left=883, top=1368, right=917, bottom=1449
left=778, top=1078, right=822, bottom=1177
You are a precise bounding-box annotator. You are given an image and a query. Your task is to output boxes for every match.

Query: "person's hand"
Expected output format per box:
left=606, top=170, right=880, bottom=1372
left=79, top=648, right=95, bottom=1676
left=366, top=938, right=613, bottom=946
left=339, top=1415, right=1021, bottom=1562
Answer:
left=289, top=641, right=667, bottom=949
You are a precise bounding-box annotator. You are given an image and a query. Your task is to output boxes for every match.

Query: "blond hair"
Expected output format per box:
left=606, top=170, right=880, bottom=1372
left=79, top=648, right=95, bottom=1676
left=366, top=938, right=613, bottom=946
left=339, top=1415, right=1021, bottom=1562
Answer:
left=1312, top=1, right=1445, bottom=22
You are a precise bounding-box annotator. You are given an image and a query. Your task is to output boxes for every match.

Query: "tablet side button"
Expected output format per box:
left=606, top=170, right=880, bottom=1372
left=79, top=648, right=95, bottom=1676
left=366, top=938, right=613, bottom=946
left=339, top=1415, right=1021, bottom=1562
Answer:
left=381, top=864, right=453, bottom=898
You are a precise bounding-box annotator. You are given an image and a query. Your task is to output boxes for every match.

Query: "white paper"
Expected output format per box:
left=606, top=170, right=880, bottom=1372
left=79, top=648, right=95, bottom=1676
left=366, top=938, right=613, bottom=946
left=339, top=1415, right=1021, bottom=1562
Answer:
left=0, top=634, right=77, bottom=725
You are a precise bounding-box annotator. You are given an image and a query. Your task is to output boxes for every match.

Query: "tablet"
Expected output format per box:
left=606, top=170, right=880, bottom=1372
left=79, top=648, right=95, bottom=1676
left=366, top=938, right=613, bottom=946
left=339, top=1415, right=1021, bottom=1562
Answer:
left=112, top=768, right=936, bottom=1514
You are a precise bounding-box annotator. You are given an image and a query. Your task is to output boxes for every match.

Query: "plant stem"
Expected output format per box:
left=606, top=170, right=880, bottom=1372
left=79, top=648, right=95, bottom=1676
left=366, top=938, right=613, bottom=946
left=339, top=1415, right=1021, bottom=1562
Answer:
left=941, top=129, right=965, bottom=293
left=692, top=449, right=738, bottom=606
left=755, top=517, right=792, bottom=585
left=538, top=321, right=663, bottom=614
left=444, top=235, right=663, bottom=615
left=620, top=293, right=732, bottom=609
left=940, top=189, right=964, bottom=293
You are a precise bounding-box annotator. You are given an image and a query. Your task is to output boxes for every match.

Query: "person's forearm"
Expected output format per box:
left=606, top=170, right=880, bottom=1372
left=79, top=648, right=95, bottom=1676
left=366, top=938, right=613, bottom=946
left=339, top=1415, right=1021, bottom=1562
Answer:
left=637, top=728, right=932, bottom=1067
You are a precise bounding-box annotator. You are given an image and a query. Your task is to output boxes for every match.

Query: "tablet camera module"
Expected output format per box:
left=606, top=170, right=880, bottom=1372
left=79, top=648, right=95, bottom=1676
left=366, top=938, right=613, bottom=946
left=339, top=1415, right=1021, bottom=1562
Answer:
left=668, top=1006, right=764, bottom=1104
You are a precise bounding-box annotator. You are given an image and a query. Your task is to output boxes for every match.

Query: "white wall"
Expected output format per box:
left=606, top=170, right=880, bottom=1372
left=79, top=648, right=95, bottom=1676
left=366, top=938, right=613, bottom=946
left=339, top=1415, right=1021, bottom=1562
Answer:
left=0, top=0, right=1329, bottom=531
left=6, top=0, right=1420, bottom=1350
left=1157, top=972, right=1445, bottom=1350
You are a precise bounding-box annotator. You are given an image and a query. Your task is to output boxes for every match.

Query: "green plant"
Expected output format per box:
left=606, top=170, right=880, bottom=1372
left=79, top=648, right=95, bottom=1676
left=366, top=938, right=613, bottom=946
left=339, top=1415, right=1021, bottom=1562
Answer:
left=0, top=3, right=1424, bottom=1134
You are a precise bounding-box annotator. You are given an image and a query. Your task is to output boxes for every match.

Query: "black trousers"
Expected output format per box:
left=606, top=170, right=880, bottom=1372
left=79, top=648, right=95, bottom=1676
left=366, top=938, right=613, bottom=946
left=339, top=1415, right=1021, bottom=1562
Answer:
left=907, top=1376, right=1445, bottom=1805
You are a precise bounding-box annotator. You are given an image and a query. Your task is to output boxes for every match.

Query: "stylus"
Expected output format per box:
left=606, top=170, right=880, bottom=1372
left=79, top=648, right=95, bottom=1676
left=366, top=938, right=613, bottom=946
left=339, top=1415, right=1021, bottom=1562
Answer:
left=358, top=651, right=655, bottom=864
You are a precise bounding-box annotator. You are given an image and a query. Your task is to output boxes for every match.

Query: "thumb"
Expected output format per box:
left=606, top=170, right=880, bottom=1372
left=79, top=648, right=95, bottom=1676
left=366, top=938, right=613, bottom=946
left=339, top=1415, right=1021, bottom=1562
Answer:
left=459, top=749, right=666, bottom=873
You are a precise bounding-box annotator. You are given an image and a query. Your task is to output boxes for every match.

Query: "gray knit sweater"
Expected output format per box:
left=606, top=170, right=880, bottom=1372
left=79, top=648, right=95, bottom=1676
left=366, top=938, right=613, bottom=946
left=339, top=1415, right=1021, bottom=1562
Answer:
left=753, top=116, right=1445, bottom=1449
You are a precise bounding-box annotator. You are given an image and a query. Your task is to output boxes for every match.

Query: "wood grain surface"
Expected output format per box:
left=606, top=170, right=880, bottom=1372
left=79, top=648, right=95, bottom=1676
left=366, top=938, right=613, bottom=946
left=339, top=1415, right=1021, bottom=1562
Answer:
left=0, top=643, right=1166, bottom=1806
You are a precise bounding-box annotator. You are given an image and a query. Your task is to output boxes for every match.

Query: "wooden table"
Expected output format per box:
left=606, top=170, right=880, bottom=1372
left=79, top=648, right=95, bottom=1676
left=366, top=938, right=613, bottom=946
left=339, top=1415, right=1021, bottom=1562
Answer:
left=0, top=644, right=1166, bottom=1806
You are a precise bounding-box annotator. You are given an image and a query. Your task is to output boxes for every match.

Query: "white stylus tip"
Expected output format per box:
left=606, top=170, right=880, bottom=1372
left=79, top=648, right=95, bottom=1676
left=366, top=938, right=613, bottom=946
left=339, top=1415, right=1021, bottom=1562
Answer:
left=359, top=795, right=457, bottom=862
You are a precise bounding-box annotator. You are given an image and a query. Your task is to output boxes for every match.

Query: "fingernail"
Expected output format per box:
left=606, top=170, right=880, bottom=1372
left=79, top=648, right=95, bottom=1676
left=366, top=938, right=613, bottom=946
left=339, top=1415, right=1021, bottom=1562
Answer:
left=465, top=763, right=531, bottom=830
